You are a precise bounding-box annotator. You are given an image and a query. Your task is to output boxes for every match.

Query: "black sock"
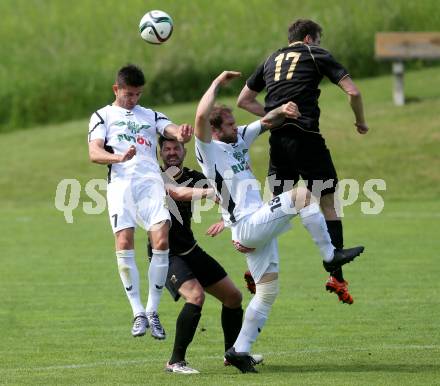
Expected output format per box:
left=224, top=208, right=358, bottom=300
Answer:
left=169, top=303, right=202, bottom=364
left=326, top=220, right=344, bottom=281
left=221, top=305, right=243, bottom=352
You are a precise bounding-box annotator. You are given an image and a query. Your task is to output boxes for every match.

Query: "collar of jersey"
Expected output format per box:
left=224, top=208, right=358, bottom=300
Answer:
left=111, top=103, right=137, bottom=113
left=288, top=41, right=305, bottom=47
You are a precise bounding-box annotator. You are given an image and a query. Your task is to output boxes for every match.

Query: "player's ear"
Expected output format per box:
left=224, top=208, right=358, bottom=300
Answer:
left=304, top=34, right=314, bottom=44
left=112, top=84, right=118, bottom=96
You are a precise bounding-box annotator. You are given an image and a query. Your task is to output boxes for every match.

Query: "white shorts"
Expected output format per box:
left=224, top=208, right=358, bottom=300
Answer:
left=231, top=191, right=297, bottom=282
left=245, top=239, right=280, bottom=283
left=107, top=178, right=170, bottom=233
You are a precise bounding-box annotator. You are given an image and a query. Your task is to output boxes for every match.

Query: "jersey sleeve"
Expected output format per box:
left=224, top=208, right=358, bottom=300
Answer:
left=246, top=61, right=266, bottom=92
left=313, top=47, right=349, bottom=84
left=194, top=138, right=216, bottom=180
left=154, top=110, right=173, bottom=135
left=88, top=111, right=106, bottom=142
left=238, top=120, right=262, bottom=147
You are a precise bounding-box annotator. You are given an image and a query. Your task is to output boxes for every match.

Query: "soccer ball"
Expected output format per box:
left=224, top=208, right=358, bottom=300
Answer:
left=139, top=10, right=173, bottom=44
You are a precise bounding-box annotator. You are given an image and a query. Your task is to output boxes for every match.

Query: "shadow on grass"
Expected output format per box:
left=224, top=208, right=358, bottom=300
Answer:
left=405, top=95, right=440, bottom=104
left=261, top=363, right=439, bottom=373
left=405, top=96, right=422, bottom=104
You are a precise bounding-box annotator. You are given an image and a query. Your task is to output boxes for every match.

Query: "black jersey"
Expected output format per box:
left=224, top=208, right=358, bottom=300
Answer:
left=148, top=167, right=207, bottom=256
left=247, top=42, right=348, bottom=133
left=167, top=167, right=207, bottom=254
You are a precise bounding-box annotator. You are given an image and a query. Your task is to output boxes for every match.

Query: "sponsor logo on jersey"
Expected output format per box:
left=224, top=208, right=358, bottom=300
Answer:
left=231, top=149, right=250, bottom=174
left=116, top=133, right=153, bottom=147
left=114, top=120, right=151, bottom=134
left=114, top=121, right=153, bottom=148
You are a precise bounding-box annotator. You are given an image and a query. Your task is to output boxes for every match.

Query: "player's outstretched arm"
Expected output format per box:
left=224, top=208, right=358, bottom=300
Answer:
left=237, top=84, right=265, bottom=117
left=167, top=185, right=216, bottom=202
left=195, top=71, right=241, bottom=143
left=338, top=76, right=369, bottom=134
left=88, top=139, right=136, bottom=164
left=260, top=101, right=301, bottom=132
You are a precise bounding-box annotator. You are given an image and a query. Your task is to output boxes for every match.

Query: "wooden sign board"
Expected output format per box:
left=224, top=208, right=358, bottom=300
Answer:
left=375, top=32, right=440, bottom=60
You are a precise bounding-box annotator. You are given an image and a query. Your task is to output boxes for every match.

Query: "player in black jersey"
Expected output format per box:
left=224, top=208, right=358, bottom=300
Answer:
left=237, top=19, right=369, bottom=304
left=154, top=137, right=262, bottom=374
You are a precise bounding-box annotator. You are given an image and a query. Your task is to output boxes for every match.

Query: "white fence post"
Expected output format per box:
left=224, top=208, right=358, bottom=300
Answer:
left=392, top=61, right=405, bottom=106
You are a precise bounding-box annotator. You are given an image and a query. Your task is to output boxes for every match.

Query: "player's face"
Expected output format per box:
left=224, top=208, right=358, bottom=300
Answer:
left=113, top=85, right=144, bottom=110
left=160, top=140, right=186, bottom=168
left=219, top=112, right=238, bottom=143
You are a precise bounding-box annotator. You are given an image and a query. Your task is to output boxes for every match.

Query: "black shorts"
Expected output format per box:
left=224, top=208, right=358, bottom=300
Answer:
left=165, top=244, right=228, bottom=301
left=268, top=124, right=338, bottom=197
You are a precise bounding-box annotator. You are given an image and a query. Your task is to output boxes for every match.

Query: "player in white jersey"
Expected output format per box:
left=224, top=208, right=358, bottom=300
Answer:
left=194, top=71, right=364, bottom=373
left=88, top=64, right=193, bottom=340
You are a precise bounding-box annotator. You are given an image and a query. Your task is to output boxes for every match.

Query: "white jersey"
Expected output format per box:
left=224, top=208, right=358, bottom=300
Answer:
left=195, top=120, right=263, bottom=226
left=88, top=104, right=172, bottom=182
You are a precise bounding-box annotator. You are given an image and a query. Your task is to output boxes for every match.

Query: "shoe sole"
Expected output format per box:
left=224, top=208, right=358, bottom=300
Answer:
left=165, top=368, right=199, bottom=374
left=224, top=353, right=258, bottom=373
left=225, top=358, right=263, bottom=366
left=326, top=285, right=354, bottom=305
left=152, top=334, right=166, bottom=340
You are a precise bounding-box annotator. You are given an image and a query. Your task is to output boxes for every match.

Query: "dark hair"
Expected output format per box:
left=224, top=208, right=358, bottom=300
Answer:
left=158, top=136, right=183, bottom=150
left=209, top=104, right=233, bottom=129
left=116, top=64, right=145, bottom=87
left=288, top=19, right=322, bottom=43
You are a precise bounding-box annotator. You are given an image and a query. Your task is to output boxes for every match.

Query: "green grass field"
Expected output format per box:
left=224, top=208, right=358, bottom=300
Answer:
left=1, top=68, right=439, bottom=384
left=1, top=0, right=439, bottom=131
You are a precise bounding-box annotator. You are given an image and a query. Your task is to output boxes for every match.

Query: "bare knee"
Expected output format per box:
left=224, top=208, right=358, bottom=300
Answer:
left=117, top=239, right=132, bottom=250
left=185, top=289, right=205, bottom=307
left=152, top=238, right=169, bottom=251
left=223, top=288, right=243, bottom=309
left=115, top=229, right=134, bottom=250
left=149, top=221, right=170, bottom=250
left=180, top=280, right=205, bottom=307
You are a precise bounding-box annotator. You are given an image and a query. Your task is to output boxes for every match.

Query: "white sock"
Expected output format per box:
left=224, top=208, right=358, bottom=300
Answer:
left=116, top=250, right=145, bottom=317
left=234, top=280, right=278, bottom=353
left=145, top=249, right=169, bottom=313
left=299, top=203, right=335, bottom=262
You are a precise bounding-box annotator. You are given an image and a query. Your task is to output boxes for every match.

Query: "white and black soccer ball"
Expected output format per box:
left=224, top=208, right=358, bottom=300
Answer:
left=139, top=10, right=173, bottom=44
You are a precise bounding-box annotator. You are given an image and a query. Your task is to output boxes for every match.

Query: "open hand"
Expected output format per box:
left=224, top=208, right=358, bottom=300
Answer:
left=206, top=220, right=225, bottom=237
left=215, top=71, right=242, bottom=87
left=178, top=124, right=194, bottom=143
